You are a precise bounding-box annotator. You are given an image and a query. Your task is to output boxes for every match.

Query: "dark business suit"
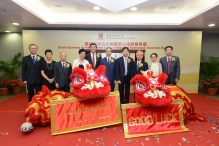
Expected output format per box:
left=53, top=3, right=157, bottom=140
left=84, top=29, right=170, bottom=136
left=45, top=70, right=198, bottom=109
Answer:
left=85, top=53, right=102, bottom=69
left=159, top=55, right=180, bottom=85
left=22, top=54, right=44, bottom=101
left=116, top=56, right=134, bottom=104
left=100, top=57, right=116, bottom=91
left=54, top=61, right=72, bottom=92
left=134, top=61, right=148, bottom=75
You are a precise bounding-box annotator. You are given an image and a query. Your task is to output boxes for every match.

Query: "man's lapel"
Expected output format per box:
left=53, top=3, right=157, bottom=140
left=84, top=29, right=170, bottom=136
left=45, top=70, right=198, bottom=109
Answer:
left=121, top=57, right=125, bottom=70
left=89, top=53, right=92, bottom=64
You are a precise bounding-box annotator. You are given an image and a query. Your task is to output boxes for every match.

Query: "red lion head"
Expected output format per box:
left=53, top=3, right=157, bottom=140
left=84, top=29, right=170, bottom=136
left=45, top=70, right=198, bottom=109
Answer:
left=130, top=70, right=173, bottom=106
left=70, top=64, right=111, bottom=99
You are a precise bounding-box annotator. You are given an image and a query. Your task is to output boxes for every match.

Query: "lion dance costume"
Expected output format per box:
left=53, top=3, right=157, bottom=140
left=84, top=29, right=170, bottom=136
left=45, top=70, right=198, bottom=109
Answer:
left=20, top=65, right=111, bottom=132
left=131, top=70, right=205, bottom=123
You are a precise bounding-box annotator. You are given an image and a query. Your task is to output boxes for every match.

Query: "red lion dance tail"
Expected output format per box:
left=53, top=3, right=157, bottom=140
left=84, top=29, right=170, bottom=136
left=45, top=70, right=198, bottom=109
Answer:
left=24, top=86, right=72, bottom=126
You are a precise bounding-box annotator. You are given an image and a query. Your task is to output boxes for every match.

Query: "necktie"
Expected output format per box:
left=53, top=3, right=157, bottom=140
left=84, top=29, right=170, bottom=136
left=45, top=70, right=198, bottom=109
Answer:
left=137, top=61, right=139, bottom=71
left=125, top=57, right=127, bottom=76
left=108, top=57, right=110, bottom=65
left=63, top=63, right=65, bottom=71
left=32, top=56, right=36, bottom=65
left=92, top=53, right=95, bottom=69
left=167, top=58, right=171, bottom=75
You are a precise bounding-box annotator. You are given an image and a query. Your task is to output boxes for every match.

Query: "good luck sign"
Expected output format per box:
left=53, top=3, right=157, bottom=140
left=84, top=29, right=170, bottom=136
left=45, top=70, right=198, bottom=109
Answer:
left=122, top=100, right=189, bottom=138
left=50, top=91, right=122, bottom=135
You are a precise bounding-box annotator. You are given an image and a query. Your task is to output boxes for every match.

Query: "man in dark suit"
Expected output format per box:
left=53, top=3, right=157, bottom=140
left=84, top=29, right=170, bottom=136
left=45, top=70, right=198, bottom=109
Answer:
left=159, top=46, right=180, bottom=85
left=54, top=52, right=72, bottom=92
left=100, top=47, right=116, bottom=92
left=85, top=43, right=102, bottom=69
left=22, top=44, right=44, bottom=102
left=116, top=47, right=134, bottom=104
left=134, top=50, right=148, bottom=75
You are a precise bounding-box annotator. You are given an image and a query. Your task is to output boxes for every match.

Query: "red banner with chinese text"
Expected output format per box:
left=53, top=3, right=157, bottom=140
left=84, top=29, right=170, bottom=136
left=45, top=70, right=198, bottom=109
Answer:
left=122, top=100, right=188, bottom=138
left=51, top=92, right=122, bottom=135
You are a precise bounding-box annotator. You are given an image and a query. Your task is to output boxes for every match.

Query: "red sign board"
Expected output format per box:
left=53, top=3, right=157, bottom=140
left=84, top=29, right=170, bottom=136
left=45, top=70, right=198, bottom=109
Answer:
left=122, top=100, right=188, bottom=138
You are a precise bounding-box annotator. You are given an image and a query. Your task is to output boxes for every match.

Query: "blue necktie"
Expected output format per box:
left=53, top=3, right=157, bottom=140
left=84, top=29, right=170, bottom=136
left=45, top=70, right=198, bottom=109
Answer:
left=32, top=56, right=36, bottom=65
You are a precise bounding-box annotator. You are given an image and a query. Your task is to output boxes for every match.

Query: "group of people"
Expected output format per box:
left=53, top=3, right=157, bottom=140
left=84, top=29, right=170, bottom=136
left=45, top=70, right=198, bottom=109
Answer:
left=22, top=43, right=180, bottom=103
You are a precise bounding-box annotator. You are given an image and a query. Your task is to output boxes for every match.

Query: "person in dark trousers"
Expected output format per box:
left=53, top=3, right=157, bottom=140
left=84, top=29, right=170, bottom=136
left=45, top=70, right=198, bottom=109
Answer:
left=22, top=44, right=44, bottom=102
left=159, top=46, right=180, bottom=85
left=116, top=47, right=134, bottom=104
left=41, top=49, right=56, bottom=90
left=100, top=47, right=117, bottom=91
left=54, top=52, right=72, bottom=92
left=85, top=43, right=102, bottom=69
left=134, top=50, right=148, bottom=75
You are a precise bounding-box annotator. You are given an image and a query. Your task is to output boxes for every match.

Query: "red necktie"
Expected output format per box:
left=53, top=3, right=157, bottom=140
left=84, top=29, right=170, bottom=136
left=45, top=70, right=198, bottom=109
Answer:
left=92, top=53, right=95, bottom=69
left=168, top=58, right=171, bottom=75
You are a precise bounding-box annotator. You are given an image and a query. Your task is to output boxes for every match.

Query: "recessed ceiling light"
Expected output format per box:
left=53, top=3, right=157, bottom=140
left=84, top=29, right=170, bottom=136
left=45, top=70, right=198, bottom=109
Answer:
left=12, top=22, right=19, bottom=25
left=5, top=31, right=11, bottom=33
left=54, top=5, right=62, bottom=8
left=93, top=6, right=100, bottom=10
left=208, top=24, right=215, bottom=27
left=130, top=7, right=137, bottom=11
left=168, top=6, right=177, bottom=10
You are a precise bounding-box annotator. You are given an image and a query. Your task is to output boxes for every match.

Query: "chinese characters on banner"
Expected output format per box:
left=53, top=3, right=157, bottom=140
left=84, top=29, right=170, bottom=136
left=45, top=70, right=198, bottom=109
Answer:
left=84, top=42, right=147, bottom=50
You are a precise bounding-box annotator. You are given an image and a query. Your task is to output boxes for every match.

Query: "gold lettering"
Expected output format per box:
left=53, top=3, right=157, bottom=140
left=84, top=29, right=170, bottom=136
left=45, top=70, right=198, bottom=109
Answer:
left=166, top=113, right=173, bottom=122
left=147, top=116, right=153, bottom=125
left=129, top=117, right=135, bottom=126
left=135, top=117, right=141, bottom=126
left=67, top=104, right=111, bottom=115
left=129, top=112, right=178, bottom=126
left=171, top=113, right=177, bottom=122
left=141, top=116, right=147, bottom=125
left=155, top=114, right=162, bottom=125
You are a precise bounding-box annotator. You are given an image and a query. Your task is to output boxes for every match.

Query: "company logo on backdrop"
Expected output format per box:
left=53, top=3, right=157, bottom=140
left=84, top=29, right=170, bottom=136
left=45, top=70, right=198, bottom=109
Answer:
left=97, top=33, right=126, bottom=40
left=106, top=34, right=125, bottom=39
left=98, top=33, right=104, bottom=40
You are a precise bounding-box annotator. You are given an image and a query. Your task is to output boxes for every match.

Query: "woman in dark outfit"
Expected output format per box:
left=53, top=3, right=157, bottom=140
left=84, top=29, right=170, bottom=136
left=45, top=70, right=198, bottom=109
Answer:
left=41, top=49, right=56, bottom=90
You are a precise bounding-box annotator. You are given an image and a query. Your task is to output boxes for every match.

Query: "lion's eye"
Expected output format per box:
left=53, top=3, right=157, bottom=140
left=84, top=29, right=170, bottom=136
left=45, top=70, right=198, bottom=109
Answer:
left=136, top=82, right=146, bottom=91
left=74, top=76, right=84, bottom=84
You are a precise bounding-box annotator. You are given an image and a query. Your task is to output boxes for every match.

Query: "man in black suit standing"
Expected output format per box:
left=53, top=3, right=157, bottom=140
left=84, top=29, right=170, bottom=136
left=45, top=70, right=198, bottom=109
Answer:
left=159, top=46, right=180, bottom=85
left=134, top=50, right=148, bottom=75
left=85, top=43, right=102, bottom=69
left=22, top=44, right=44, bottom=102
left=116, top=47, right=134, bottom=104
left=54, top=52, right=72, bottom=92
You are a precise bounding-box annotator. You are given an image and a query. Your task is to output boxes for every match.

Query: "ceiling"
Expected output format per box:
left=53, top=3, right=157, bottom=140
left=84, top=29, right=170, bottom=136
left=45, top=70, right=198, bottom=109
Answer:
left=1, top=0, right=219, bottom=33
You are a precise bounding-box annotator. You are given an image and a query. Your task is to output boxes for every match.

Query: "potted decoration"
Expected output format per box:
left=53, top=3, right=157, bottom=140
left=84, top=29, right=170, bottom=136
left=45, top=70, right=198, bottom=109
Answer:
left=199, top=53, right=219, bottom=92
left=0, top=79, right=9, bottom=96
left=10, top=79, right=23, bottom=94
left=0, top=52, right=22, bottom=80
left=203, top=79, right=219, bottom=96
